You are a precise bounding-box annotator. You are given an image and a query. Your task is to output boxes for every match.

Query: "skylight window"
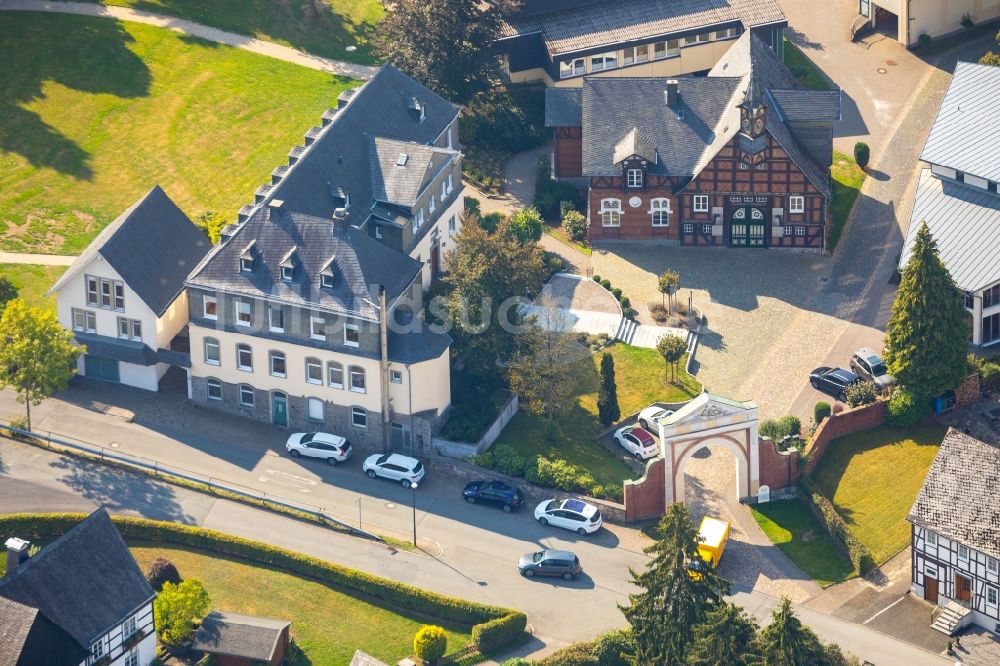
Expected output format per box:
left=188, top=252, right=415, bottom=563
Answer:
left=397, top=153, right=408, bottom=166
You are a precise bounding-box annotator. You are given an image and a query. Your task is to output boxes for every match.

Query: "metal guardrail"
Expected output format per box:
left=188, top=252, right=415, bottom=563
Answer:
left=0, top=419, right=384, bottom=543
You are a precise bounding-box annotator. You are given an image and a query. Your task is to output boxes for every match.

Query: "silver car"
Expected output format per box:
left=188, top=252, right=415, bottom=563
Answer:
left=850, top=348, right=896, bottom=392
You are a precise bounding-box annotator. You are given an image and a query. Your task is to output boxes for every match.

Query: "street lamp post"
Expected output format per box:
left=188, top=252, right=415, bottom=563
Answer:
left=410, top=482, right=418, bottom=547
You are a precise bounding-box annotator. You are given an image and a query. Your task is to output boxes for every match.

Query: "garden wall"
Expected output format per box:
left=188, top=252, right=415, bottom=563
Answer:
left=802, top=401, right=886, bottom=475
left=757, top=438, right=799, bottom=492
left=432, top=394, right=520, bottom=458
left=623, top=458, right=666, bottom=522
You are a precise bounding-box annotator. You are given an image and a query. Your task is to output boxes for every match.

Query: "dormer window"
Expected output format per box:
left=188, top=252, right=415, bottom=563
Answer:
left=239, top=239, right=257, bottom=273
left=320, top=255, right=336, bottom=288
left=281, top=266, right=294, bottom=281
left=627, top=168, right=643, bottom=188
left=279, top=245, right=299, bottom=282
left=321, top=274, right=335, bottom=289
left=240, top=257, right=254, bottom=272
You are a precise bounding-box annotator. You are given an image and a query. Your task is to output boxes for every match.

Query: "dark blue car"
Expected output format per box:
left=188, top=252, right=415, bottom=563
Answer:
left=462, top=480, right=524, bottom=512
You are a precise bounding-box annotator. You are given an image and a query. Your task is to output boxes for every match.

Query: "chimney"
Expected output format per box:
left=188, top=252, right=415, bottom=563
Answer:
left=5, top=537, right=30, bottom=575
left=332, top=208, right=347, bottom=221
left=218, top=223, right=239, bottom=244
left=666, top=80, right=679, bottom=107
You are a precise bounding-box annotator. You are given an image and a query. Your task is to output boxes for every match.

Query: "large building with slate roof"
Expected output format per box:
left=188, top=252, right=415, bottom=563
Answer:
left=47, top=185, right=211, bottom=391
left=908, top=429, right=1000, bottom=635
left=899, top=61, right=1000, bottom=348
left=183, top=64, right=460, bottom=450
left=495, top=0, right=787, bottom=87
left=0, top=508, right=157, bottom=666
left=546, top=32, right=839, bottom=247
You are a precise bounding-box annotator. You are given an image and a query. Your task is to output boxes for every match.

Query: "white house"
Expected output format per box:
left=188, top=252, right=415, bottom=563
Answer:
left=0, top=508, right=157, bottom=666
left=908, top=429, right=1000, bottom=636
left=47, top=186, right=210, bottom=390
left=858, top=0, right=1000, bottom=47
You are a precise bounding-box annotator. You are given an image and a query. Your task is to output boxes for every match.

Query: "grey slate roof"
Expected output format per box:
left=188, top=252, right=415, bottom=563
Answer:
left=387, top=326, right=452, bottom=364
left=193, top=611, right=289, bottom=661
left=544, top=88, right=582, bottom=127
left=500, top=0, right=786, bottom=55
left=908, top=429, right=1000, bottom=560
left=0, top=597, right=88, bottom=666
left=48, top=186, right=211, bottom=316
left=187, top=206, right=422, bottom=321
left=369, top=137, right=456, bottom=207
left=768, top=90, right=842, bottom=123
left=613, top=127, right=657, bottom=164
left=920, top=61, right=1000, bottom=183
left=0, top=508, right=155, bottom=648
left=899, top=169, right=1000, bottom=292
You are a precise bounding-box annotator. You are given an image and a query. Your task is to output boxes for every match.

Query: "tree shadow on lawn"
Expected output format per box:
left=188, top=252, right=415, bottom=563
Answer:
left=0, top=14, right=151, bottom=177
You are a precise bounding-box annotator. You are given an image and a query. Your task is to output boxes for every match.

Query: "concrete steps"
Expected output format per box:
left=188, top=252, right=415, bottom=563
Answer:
left=615, top=318, right=637, bottom=345
left=931, top=599, right=971, bottom=635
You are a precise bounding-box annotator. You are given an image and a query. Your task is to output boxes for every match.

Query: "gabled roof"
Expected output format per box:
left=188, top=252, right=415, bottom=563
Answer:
left=899, top=169, right=1000, bottom=292
left=544, top=88, right=582, bottom=127
left=500, top=0, right=786, bottom=57
left=768, top=90, right=842, bottom=123
left=47, top=186, right=210, bottom=316
left=0, top=597, right=88, bottom=666
left=613, top=127, right=657, bottom=164
left=921, top=61, right=1000, bottom=183
left=193, top=611, right=290, bottom=662
left=0, top=508, right=155, bottom=648
left=908, top=429, right=1000, bottom=560
left=368, top=137, right=457, bottom=207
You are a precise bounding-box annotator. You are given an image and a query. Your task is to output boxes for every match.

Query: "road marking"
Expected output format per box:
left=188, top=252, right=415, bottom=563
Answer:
left=258, top=469, right=318, bottom=491
left=862, top=595, right=905, bottom=625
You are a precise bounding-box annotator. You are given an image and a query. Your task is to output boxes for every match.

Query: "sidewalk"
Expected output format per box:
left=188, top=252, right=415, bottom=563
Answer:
left=0, top=251, right=77, bottom=266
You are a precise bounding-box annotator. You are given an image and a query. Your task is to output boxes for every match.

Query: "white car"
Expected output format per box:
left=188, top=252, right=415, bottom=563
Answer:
left=285, top=432, right=351, bottom=466
left=637, top=405, right=674, bottom=432
left=614, top=425, right=658, bottom=460
left=362, top=453, right=425, bottom=487
left=534, top=498, right=603, bottom=535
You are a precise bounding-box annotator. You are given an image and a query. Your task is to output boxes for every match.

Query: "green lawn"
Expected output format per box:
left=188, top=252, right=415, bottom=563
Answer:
left=0, top=264, right=67, bottom=313
left=0, top=13, right=358, bottom=254
left=543, top=223, right=592, bottom=256
left=829, top=151, right=866, bottom=251
left=130, top=544, right=472, bottom=665
left=85, top=0, right=384, bottom=63
left=751, top=499, right=855, bottom=587
left=783, top=38, right=831, bottom=91
left=495, top=343, right=702, bottom=489
left=812, top=424, right=948, bottom=564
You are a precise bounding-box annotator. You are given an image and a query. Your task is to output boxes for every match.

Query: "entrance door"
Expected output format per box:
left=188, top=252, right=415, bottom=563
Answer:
left=271, top=392, right=288, bottom=427
left=431, top=244, right=440, bottom=277
left=956, top=573, right=972, bottom=603
left=729, top=207, right=767, bottom=248
left=925, top=577, right=938, bottom=603
left=84, top=355, right=120, bottom=383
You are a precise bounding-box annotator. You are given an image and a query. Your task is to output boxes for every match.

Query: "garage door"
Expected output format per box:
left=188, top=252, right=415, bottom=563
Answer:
left=84, top=355, right=120, bottom=383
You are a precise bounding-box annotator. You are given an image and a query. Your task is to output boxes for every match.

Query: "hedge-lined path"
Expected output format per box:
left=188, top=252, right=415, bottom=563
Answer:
left=0, top=0, right=377, bottom=79
left=0, top=251, right=77, bottom=266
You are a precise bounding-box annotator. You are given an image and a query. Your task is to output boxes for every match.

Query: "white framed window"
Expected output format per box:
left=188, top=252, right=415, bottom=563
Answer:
left=684, top=33, right=710, bottom=45
left=117, top=317, right=142, bottom=341
left=352, top=407, right=368, bottom=428
left=600, top=198, right=622, bottom=227
left=715, top=27, right=739, bottom=40
left=237, top=344, right=253, bottom=372
left=327, top=361, right=344, bottom=389
left=693, top=195, right=709, bottom=212
left=429, top=194, right=436, bottom=214
left=411, top=208, right=425, bottom=232
left=702, top=223, right=713, bottom=234
left=268, top=306, right=284, bottom=333
left=789, top=195, right=805, bottom=213
left=344, top=323, right=360, bottom=347
left=650, top=198, right=670, bottom=226
left=92, top=637, right=106, bottom=659
left=743, top=195, right=754, bottom=203
left=739, top=161, right=749, bottom=170
left=653, top=39, right=679, bottom=59
left=269, top=350, right=286, bottom=378
left=447, top=173, right=454, bottom=194
left=310, top=316, right=326, bottom=340
left=71, top=308, right=96, bottom=333
left=204, top=337, right=220, bottom=365
left=349, top=366, right=366, bottom=393
left=206, top=378, right=222, bottom=401
left=590, top=52, right=617, bottom=72
left=989, top=586, right=999, bottom=606
left=927, top=531, right=937, bottom=546
left=307, top=397, right=324, bottom=422
left=305, top=357, right=323, bottom=384
left=124, top=648, right=139, bottom=666
left=281, top=265, right=294, bottom=282
left=623, top=44, right=649, bottom=65
left=86, top=276, right=99, bottom=306
left=988, top=556, right=999, bottom=572
left=448, top=215, right=457, bottom=236
left=627, top=169, right=643, bottom=188
left=730, top=195, right=742, bottom=203
left=240, top=256, right=254, bottom=272
left=121, top=614, right=137, bottom=640
left=236, top=301, right=252, bottom=327
left=683, top=223, right=694, bottom=233
left=114, top=283, right=125, bottom=310
left=441, top=180, right=447, bottom=200
left=203, top=295, right=217, bottom=320
left=755, top=195, right=768, bottom=203
left=959, top=544, right=969, bottom=560
left=100, top=278, right=113, bottom=308
left=239, top=384, right=255, bottom=407
left=795, top=225, right=806, bottom=236
left=321, top=273, right=335, bottom=289
left=559, top=57, right=585, bottom=78
left=390, top=369, right=403, bottom=384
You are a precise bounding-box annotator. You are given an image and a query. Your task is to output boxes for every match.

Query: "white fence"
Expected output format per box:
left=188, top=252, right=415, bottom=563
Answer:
left=432, top=394, right=519, bottom=458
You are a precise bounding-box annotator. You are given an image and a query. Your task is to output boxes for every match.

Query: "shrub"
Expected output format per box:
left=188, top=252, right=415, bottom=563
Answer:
left=759, top=418, right=783, bottom=441
left=918, top=32, right=932, bottom=48
left=155, top=579, right=210, bottom=645
left=491, top=445, right=526, bottom=477
left=414, top=625, right=447, bottom=664
left=508, top=208, right=544, bottom=243
left=592, top=629, right=633, bottom=666
left=600, top=279, right=611, bottom=290
left=559, top=200, right=576, bottom=217
left=500, top=660, right=531, bottom=666
left=536, top=641, right=600, bottom=666
left=778, top=415, right=801, bottom=437
left=759, top=416, right=802, bottom=441
left=592, top=274, right=601, bottom=283
left=844, top=380, right=878, bottom=407
left=969, top=353, right=1000, bottom=388
left=194, top=211, right=226, bottom=244
left=534, top=162, right=579, bottom=221
left=464, top=196, right=481, bottom=216
left=853, top=142, right=870, bottom=169
left=472, top=610, right=528, bottom=652
left=624, top=307, right=638, bottom=320
left=562, top=210, right=588, bottom=241
left=526, top=456, right=595, bottom=494
left=799, top=477, right=875, bottom=575
left=832, top=402, right=844, bottom=415
left=611, top=288, right=622, bottom=300
left=145, top=556, right=181, bottom=591
left=961, top=12, right=974, bottom=28
left=887, top=387, right=928, bottom=426
left=480, top=211, right=505, bottom=234
left=619, top=296, right=630, bottom=309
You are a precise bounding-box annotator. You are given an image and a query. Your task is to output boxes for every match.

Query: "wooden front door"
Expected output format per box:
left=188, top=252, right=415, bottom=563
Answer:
left=956, top=573, right=972, bottom=603
left=730, top=207, right=767, bottom=248
left=925, top=576, right=938, bottom=603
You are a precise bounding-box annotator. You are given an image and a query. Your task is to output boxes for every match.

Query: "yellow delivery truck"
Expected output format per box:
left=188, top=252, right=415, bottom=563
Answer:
left=696, top=516, right=731, bottom=568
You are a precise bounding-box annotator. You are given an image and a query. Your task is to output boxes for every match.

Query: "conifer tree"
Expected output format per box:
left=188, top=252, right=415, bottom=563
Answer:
left=686, top=602, right=760, bottom=666
left=597, top=352, right=621, bottom=425
left=753, top=597, right=825, bottom=666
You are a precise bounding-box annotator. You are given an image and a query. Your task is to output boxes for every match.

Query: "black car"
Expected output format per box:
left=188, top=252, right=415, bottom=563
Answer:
left=462, top=480, right=524, bottom=512
left=517, top=549, right=582, bottom=580
left=809, top=366, right=860, bottom=399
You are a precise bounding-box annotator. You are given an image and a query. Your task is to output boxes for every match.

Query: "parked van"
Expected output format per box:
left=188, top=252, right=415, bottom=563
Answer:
left=696, top=516, right=731, bottom=568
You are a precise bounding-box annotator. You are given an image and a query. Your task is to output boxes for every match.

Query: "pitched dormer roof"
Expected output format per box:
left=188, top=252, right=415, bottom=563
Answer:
left=368, top=137, right=457, bottom=207
left=613, top=127, right=657, bottom=165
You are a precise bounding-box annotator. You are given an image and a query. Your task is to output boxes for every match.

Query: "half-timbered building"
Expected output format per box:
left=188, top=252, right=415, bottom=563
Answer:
left=908, top=429, right=1000, bottom=636
left=545, top=32, right=840, bottom=249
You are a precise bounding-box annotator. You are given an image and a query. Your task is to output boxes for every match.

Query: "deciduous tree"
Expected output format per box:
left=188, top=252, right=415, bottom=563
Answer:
left=154, top=579, right=210, bottom=646
left=656, top=333, right=687, bottom=383
left=658, top=270, right=681, bottom=313
left=506, top=207, right=544, bottom=244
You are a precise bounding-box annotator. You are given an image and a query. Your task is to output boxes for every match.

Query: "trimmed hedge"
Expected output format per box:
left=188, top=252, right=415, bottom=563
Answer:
left=798, top=478, right=875, bottom=575
left=0, top=514, right=527, bottom=652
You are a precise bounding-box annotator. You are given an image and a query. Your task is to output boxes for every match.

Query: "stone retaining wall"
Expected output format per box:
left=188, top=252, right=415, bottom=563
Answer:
left=802, top=400, right=886, bottom=475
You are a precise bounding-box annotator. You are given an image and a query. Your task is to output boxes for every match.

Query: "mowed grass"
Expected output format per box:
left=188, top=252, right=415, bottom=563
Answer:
left=0, top=264, right=67, bottom=313
left=496, top=343, right=702, bottom=489
left=783, top=38, right=831, bottom=91
left=130, top=544, right=473, bottom=665
left=751, top=499, right=855, bottom=587
left=829, top=151, right=866, bottom=251
left=0, top=13, right=358, bottom=254
left=812, top=424, right=948, bottom=564
left=86, top=0, right=384, bottom=63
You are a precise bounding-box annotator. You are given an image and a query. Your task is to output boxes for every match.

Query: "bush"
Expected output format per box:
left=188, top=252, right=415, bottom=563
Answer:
left=526, top=456, right=595, bottom=494
left=799, top=477, right=875, bottom=575
left=918, top=32, right=932, bottom=48
left=853, top=142, right=870, bottom=169
left=545, top=254, right=564, bottom=274
left=886, top=387, right=928, bottom=427
left=611, top=287, right=622, bottom=299
left=600, top=279, right=611, bottom=290
left=536, top=641, right=599, bottom=666
left=968, top=353, right=1000, bottom=388
left=759, top=416, right=800, bottom=441
left=619, top=296, right=630, bottom=309
left=508, top=208, right=544, bottom=243
left=624, top=307, right=638, bottom=320
left=592, top=274, right=601, bottom=283
left=155, top=579, right=210, bottom=645
left=471, top=610, right=528, bottom=652
left=562, top=210, right=588, bottom=241
left=559, top=200, right=576, bottom=217
left=480, top=211, right=505, bottom=234
left=500, top=660, right=531, bottom=666
left=844, top=380, right=877, bottom=407
left=778, top=415, right=801, bottom=437
left=491, top=445, right=526, bottom=477
left=813, top=401, right=832, bottom=424
left=414, top=625, right=447, bottom=664
left=145, top=556, right=181, bottom=591
left=592, top=629, right=633, bottom=666
left=464, top=196, right=481, bottom=216
left=961, top=12, right=974, bottom=28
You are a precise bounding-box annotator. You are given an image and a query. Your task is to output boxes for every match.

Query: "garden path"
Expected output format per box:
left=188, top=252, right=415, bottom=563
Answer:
left=0, top=252, right=76, bottom=266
